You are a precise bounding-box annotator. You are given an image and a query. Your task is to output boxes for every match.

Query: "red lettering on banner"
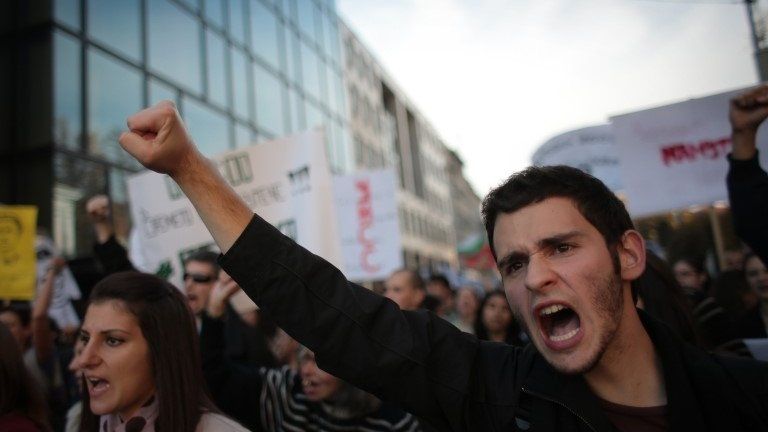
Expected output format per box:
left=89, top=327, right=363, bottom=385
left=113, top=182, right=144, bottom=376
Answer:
left=659, top=136, right=731, bottom=166
left=355, top=180, right=380, bottom=273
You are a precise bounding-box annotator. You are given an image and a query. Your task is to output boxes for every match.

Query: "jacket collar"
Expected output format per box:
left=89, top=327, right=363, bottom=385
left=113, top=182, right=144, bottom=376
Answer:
left=520, top=309, right=716, bottom=431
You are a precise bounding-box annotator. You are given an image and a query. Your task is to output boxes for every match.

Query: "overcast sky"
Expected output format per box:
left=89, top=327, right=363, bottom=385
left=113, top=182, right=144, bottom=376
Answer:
left=336, top=0, right=758, bottom=196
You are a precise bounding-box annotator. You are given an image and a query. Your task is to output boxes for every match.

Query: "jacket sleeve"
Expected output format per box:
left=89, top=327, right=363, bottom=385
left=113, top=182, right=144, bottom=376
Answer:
left=727, top=152, right=768, bottom=264
left=219, top=214, right=483, bottom=432
left=92, top=235, right=135, bottom=274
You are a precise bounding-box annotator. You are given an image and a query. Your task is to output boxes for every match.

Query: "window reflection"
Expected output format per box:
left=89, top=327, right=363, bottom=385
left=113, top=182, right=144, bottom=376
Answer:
left=231, top=48, right=251, bottom=120
left=304, top=99, right=322, bottom=130
left=235, top=122, right=254, bottom=148
left=54, top=0, right=81, bottom=30
left=250, top=0, right=281, bottom=70
left=149, top=77, right=178, bottom=106
left=285, top=29, right=301, bottom=85
left=204, top=0, right=225, bottom=28
left=229, top=0, right=247, bottom=45
left=54, top=31, right=81, bottom=150
left=183, top=96, right=231, bottom=155
left=301, top=41, right=321, bottom=101
left=88, top=48, right=142, bottom=168
left=324, top=12, right=340, bottom=65
left=253, top=64, right=285, bottom=136
left=148, top=0, right=202, bottom=94
left=289, top=88, right=304, bottom=132
left=296, top=0, right=317, bottom=43
left=88, top=0, right=141, bottom=62
left=206, top=29, right=229, bottom=108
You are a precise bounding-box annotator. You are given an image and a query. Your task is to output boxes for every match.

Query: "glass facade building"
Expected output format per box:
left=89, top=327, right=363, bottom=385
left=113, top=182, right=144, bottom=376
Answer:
left=1, top=0, right=349, bottom=257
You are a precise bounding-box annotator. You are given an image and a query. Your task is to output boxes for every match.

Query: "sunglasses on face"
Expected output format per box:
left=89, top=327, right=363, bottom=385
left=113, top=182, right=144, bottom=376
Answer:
left=183, top=273, right=215, bottom=283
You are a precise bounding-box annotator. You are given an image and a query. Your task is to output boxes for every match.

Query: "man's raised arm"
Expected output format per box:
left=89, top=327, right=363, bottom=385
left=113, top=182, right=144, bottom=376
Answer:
left=118, top=101, right=252, bottom=253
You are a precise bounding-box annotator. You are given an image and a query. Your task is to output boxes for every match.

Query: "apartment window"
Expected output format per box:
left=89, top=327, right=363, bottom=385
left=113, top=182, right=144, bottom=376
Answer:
left=231, top=48, right=251, bottom=120
left=228, top=0, right=247, bottom=45
left=253, top=63, right=285, bottom=135
left=183, top=96, right=231, bottom=155
left=148, top=0, right=202, bottom=94
left=87, top=48, right=142, bottom=168
left=88, top=0, right=141, bottom=62
left=53, top=31, right=81, bottom=150
left=206, top=29, right=229, bottom=108
left=250, top=0, right=281, bottom=70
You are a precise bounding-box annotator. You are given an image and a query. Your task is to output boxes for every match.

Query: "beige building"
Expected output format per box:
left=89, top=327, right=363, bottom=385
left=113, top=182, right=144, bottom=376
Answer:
left=445, top=149, right=484, bottom=250
left=341, top=21, right=458, bottom=273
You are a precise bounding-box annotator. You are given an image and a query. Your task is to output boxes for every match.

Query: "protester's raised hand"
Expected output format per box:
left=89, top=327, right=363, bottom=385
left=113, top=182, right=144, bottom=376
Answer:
left=730, top=85, right=768, bottom=135
left=118, top=101, right=198, bottom=177
left=86, top=195, right=110, bottom=223
left=206, top=271, right=241, bottom=319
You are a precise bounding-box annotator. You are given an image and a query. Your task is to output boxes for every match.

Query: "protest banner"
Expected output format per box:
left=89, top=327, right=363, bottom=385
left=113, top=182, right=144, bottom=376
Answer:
left=610, top=87, right=768, bottom=217
left=333, top=169, right=402, bottom=281
left=0, top=205, right=37, bottom=300
left=126, top=129, right=342, bottom=289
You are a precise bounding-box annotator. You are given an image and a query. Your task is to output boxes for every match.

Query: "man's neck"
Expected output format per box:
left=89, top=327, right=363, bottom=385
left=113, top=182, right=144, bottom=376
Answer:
left=584, top=304, right=666, bottom=408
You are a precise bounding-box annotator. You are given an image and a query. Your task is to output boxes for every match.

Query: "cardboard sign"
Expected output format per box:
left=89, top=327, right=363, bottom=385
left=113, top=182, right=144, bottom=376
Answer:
left=126, top=129, right=342, bottom=289
left=333, top=169, right=402, bottom=281
left=610, top=87, right=768, bottom=216
left=0, top=206, right=37, bottom=300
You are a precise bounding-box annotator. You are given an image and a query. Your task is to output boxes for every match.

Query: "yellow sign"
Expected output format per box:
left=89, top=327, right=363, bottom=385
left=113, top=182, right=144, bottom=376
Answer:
left=0, top=206, right=38, bottom=300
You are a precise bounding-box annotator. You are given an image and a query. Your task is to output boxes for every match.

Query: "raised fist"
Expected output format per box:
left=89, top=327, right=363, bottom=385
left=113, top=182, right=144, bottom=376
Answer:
left=118, top=100, right=199, bottom=177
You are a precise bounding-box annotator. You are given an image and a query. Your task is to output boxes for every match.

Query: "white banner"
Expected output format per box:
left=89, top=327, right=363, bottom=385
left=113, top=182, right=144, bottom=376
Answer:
left=333, top=169, right=402, bottom=281
left=610, top=87, right=768, bottom=217
left=126, top=129, right=342, bottom=289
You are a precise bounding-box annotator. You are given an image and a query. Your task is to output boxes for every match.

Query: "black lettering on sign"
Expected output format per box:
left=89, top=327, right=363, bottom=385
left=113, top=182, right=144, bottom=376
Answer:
left=287, top=165, right=311, bottom=195
left=239, top=182, right=286, bottom=209
left=276, top=219, right=297, bottom=241
left=219, top=153, right=253, bottom=187
left=140, top=208, right=195, bottom=239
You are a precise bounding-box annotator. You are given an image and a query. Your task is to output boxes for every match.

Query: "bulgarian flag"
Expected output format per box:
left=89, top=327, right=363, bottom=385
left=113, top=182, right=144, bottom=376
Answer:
left=458, top=232, right=496, bottom=270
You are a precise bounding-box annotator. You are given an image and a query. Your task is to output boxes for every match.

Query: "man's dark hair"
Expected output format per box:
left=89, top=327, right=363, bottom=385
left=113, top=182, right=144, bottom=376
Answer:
left=481, top=165, right=634, bottom=260
left=183, top=250, right=221, bottom=275
left=428, top=274, right=453, bottom=293
left=0, top=303, right=31, bottom=328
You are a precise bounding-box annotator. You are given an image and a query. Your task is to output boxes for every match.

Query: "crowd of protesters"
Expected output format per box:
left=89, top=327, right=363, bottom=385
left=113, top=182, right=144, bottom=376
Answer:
left=2, top=85, right=768, bottom=431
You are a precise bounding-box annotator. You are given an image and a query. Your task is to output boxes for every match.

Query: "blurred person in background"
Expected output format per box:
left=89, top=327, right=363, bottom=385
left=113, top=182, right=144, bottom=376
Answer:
left=426, top=274, right=458, bottom=322
left=737, top=253, right=768, bottom=338
left=711, top=270, right=760, bottom=325
left=454, top=286, right=480, bottom=334
left=474, top=289, right=525, bottom=346
left=86, top=195, right=135, bottom=275
left=384, top=269, right=427, bottom=311
left=0, top=323, right=50, bottom=431
left=72, top=271, right=246, bottom=432
left=671, top=256, right=751, bottom=356
left=202, top=281, right=422, bottom=432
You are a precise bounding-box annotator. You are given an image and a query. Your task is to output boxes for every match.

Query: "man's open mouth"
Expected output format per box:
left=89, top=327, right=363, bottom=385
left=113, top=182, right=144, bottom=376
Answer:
left=537, top=303, right=582, bottom=347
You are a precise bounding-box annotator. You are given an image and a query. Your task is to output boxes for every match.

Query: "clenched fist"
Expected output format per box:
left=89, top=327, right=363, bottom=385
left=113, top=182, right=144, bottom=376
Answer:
left=119, top=100, right=200, bottom=177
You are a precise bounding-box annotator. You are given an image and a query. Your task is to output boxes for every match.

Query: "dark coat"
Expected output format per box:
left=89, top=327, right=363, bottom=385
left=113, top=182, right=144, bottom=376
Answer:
left=221, top=215, right=768, bottom=431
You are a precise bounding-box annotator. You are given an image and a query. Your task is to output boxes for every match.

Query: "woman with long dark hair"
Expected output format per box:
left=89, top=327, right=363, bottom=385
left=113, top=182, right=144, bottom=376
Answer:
left=0, top=323, right=50, bottom=431
left=72, top=271, right=246, bottom=432
left=474, top=290, right=524, bottom=346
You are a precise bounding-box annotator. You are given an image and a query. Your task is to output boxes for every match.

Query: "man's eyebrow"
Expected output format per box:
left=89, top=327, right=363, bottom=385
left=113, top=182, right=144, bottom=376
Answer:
left=496, top=230, right=584, bottom=269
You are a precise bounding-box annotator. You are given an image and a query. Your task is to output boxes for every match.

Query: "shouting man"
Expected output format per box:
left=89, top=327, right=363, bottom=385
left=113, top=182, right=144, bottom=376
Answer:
left=118, top=101, right=767, bottom=431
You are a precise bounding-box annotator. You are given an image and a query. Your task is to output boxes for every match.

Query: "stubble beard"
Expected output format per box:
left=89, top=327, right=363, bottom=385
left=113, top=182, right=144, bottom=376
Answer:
left=510, top=268, right=625, bottom=376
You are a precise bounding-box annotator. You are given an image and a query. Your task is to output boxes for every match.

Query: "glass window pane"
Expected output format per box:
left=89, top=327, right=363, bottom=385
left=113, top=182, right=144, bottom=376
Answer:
left=285, top=29, right=301, bottom=86
left=88, top=49, right=143, bottom=167
left=325, top=12, right=340, bottom=65
left=229, top=0, right=246, bottom=45
left=88, top=0, right=141, bottom=62
left=55, top=0, right=81, bottom=30
left=304, top=99, right=322, bottom=130
left=288, top=88, right=303, bottom=132
left=253, top=64, right=284, bottom=136
left=54, top=31, right=81, bottom=150
left=235, top=122, right=253, bottom=148
left=325, top=64, right=338, bottom=115
left=183, top=97, right=231, bottom=155
left=149, top=77, right=177, bottom=106
left=296, top=0, right=317, bottom=43
left=204, top=0, right=225, bottom=28
left=231, top=48, right=250, bottom=120
left=250, top=0, right=281, bottom=70
left=108, top=168, right=133, bottom=240
left=300, top=41, right=321, bottom=101
left=206, top=29, right=229, bottom=108
left=178, top=0, right=199, bottom=11
left=148, top=0, right=202, bottom=94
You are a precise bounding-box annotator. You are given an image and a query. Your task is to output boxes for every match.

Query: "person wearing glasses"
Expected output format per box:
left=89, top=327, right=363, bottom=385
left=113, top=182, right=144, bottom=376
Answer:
left=181, top=251, right=220, bottom=330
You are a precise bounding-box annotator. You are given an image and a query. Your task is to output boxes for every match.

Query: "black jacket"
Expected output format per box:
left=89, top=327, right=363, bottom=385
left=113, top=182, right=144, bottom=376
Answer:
left=727, top=152, right=768, bottom=265
left=221, top=214, right=768, bottom=431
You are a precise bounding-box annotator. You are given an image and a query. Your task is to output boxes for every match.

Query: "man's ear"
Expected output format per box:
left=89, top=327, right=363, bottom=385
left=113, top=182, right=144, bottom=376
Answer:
left=618, top=230, right=646, bottom=281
